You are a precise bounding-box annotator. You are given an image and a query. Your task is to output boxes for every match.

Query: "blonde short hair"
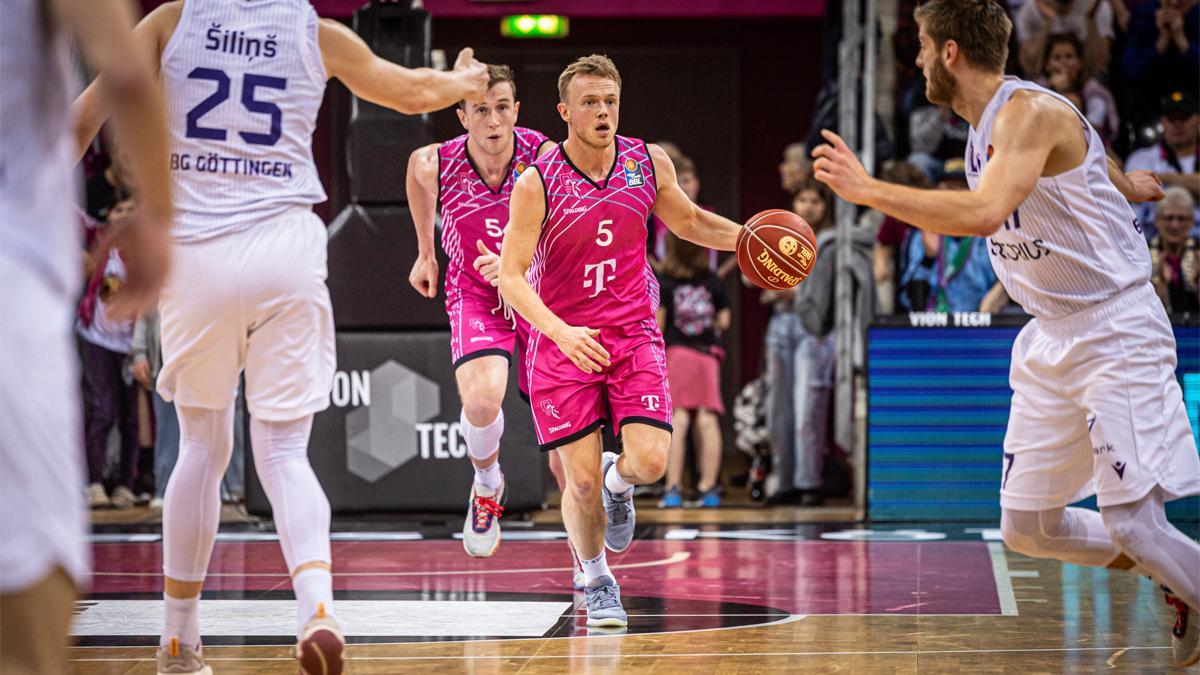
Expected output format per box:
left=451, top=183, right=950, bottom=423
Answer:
left=557, top=54, right=621, bottom=103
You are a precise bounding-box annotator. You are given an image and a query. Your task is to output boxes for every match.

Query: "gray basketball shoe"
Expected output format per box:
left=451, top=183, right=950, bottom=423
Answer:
left=600, top=452, right=635, bottom=552
left=585, top=575, right=629, bottom=627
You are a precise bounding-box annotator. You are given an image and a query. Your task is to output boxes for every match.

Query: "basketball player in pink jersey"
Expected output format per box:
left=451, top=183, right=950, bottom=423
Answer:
left=813, top=1, right=1198, bottom=665
left=72, top=3, right=487, bottom=673
left=1, top=2, right=171, bottom=672
left=499, top=55, right=741, bottom=626
left=405, top=64, right=571, bottom=565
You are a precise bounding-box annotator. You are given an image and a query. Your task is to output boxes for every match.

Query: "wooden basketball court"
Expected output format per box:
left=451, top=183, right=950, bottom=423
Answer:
left=69, top=502, right=1192, bottom=673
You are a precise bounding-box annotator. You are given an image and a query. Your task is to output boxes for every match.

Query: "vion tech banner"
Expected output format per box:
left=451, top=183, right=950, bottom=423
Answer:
left=247, top=332, right=545, bottom=514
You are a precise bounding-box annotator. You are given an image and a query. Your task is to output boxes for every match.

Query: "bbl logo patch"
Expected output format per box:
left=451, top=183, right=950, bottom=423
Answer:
left=513, top=161, right=527, bottom=181
left=986, top=144, right=994, bottom=160
left=623, top=158, right=644, bottom=188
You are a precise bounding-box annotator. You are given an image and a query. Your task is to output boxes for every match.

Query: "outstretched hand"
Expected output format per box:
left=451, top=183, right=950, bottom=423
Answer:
left=473, top=239, right=501, bottom=287
left=453, top=48, right=489, bottom=103
left=811, top=129, right=874, bottom=206
left=1125, top=170, right=1165, bottom=203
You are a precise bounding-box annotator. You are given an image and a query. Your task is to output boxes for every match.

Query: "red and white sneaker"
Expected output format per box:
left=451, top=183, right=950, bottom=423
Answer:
left=463, top=476, right=505, bottom=558
left=1165, top=587, right=1199, bottom=667
left=297, top=602, right=344, bottom=675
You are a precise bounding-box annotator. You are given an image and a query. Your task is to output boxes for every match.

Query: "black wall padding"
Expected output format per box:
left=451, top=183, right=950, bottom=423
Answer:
left=245, top=332, right=545, bottom=515
left=346, top=3, right=435, bottom=204
left=326, top=204, right=450, bottom=330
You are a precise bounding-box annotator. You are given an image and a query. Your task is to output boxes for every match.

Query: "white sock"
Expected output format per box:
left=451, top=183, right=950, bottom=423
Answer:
left=293, top=567, right=334, bottom=637
left=161, top=594, right=201, bottom=649
left=474, top=460, right=503, bottom=492
left=604, top=459, right=634, bottom=496
left=462, top=408, right=504, bottom=462
left=579, top=550, right=612, bottom=585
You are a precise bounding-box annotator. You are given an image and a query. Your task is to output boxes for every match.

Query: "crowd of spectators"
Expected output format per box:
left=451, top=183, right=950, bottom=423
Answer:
left=78, top=142, right=244, bottom=510
left=749, top=0, right=1197, bottom=505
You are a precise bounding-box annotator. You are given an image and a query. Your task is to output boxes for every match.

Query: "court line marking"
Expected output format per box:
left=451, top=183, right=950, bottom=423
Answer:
left=71, top=613, right=808, bottom=651
left=69, top=645, right=1173, bottom=663
left=987, top=542, right=1019, bottom=616
left=92, top=551, right=690, bottom=578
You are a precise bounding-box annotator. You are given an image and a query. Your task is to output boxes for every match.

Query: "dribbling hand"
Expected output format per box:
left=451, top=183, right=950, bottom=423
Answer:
left=473, top=240, right=500, bottom=287
left=552, top=325, right=611, bottom=374
left=453, top=48, right=489, bottom=103
left=812, top=129, right=874, bottom=206
left=409, top=254, right=439, bottom=299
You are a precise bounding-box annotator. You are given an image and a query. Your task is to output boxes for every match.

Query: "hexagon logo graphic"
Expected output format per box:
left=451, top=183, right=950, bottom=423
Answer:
left=345, top=360, right=439, bottom=482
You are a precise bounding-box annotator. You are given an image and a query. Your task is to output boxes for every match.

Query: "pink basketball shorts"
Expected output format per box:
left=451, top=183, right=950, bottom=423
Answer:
left=525, top=319, right=673, bottom=451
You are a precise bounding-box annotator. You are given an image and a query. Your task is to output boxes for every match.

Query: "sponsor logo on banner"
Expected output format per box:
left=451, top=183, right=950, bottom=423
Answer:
left=338, top=362, right=470, bottom=483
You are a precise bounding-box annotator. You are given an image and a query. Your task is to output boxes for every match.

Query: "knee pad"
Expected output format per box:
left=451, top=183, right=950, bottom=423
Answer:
left=1000, top=508, right=1065, bottom=559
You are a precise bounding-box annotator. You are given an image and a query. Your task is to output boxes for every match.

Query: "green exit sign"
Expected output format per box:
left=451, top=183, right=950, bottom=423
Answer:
left=501, top=15, right=569, bottom=38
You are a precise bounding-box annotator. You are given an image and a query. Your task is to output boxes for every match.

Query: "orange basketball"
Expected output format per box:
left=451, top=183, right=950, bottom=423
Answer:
left=736, top=209, right=818, bottom=291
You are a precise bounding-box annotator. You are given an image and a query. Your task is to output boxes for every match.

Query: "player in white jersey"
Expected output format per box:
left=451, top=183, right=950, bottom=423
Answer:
left=1, top=0, right=172, bottom=672
left=813, top=0, right=1200, bottom=666
left=72, top=2, right=487, bottom=673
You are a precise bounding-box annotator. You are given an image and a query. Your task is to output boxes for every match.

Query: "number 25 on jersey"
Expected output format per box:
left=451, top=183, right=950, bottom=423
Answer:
left=185, top=67, right=287, bottom=146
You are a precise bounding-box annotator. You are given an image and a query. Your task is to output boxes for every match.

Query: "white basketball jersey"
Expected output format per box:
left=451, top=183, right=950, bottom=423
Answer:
left=0, top=0, right=80, bottom=295
left=161, top=0, right=327, bottom=242
left=966, top=77, right=1150, bottom=320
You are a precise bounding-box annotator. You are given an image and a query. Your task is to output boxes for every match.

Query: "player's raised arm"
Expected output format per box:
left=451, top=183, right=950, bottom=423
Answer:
left=320, top=21, right=488, bottom=114
left=499, top=170, right=610, bottom=373
left=55, top=0, right=173, bottom=316
left=406, top=143, right=441, bottom=298
left=70, top=1, right=179, bottom=161
left=648, top=144, right=738, bottom=252
left=814, top=95, right=1061, bottom=237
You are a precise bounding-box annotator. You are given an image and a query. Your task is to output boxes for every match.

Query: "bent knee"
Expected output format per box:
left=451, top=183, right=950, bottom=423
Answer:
left=1000, top=509, right=1055, bottom=558
left=566, top=473, right=600, bottom=501
left=1100, top=509, right=1145, bottom=554
left=629, top=450, right=668, bottom=483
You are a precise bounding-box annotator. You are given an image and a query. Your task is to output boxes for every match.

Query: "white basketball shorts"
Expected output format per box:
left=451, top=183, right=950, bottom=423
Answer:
left=0, top=256, right=89, bottom=592
left=1001, top=282, right=1200, bottom=511
left=157, top=208, right=336, bottom=421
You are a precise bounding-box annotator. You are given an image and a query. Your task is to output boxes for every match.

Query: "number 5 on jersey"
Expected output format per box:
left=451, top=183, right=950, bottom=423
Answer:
left=596, top=219, right=613, bottom=246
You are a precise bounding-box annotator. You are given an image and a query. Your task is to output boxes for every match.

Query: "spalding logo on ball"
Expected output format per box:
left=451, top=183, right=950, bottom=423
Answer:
left=736, top=209, right=818, bottom=291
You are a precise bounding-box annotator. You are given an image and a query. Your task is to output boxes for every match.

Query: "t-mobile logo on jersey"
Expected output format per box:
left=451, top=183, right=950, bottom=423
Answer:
left=584, top=259, right=617, bottom=298
left=641, top=395, right=661, bottom=411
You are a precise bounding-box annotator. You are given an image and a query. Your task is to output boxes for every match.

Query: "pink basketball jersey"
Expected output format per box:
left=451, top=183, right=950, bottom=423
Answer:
left=438, top=127, right=547, bottom=304
left=528, top=136, right=659, bottom=328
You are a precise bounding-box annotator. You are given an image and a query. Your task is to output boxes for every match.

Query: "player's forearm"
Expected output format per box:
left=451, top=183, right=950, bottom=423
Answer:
left=385, top=68, right=472, bottom=114
left=103, top=78, right=173, bottom=226
left=671, top=208, right=739, bottom=252
left=71, top=81, right=107, bottom=162
left=498, top=271, right=569, bottom=339
left=406, top=160, right=437, bottom=258
left=866, top=179, right=1002, bottom=237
